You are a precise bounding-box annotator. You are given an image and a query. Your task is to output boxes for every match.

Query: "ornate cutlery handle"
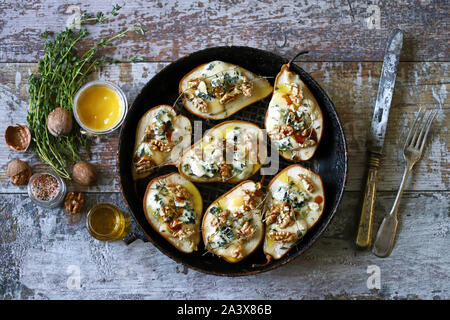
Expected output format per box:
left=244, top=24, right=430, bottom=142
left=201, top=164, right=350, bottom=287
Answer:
left=356, top=153, right=380, bottom=248
left=373, top=165, right=411, bottom=257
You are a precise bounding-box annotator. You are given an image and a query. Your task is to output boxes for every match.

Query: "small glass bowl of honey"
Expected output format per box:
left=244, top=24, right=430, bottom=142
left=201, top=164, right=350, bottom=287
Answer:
left=86, top=203, right=131, bottom=241
left=73, top=80, right=128, bottom=135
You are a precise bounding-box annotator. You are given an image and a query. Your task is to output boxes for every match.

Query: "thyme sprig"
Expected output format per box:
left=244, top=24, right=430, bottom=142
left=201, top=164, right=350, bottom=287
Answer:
left=27, top=4, right=147, bottom=179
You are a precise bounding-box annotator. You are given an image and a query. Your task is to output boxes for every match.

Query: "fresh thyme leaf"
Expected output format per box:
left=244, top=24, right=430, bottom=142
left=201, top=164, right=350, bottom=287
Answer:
left=133, top=24, right=147, bottom=35
left=96, top=12, right=105, bottom=23
left=111, top=4, right=122, bottom=16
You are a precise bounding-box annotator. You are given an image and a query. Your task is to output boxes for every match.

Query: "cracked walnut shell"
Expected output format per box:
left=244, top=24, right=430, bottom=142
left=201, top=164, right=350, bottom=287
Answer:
left=64, top=192, right=85, bottom=214
left=6, top=159, right=32, bottom=185
left=5, top=124, right=31, bottom=152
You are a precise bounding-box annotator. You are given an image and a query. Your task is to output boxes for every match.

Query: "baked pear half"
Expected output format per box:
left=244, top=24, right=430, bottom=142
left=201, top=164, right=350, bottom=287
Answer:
left=265, top=64, right=323, bottom=161
left=178, top=120, right=266, bottom=183
left=132, top=105, right=192, bottom=180
left=143, top=172, right=203, bottom=253
left=179, top=60, right=273, bottom=120
left=202, top=181, right=264, bottom=263
left=263, top=164, right=325, bottom=260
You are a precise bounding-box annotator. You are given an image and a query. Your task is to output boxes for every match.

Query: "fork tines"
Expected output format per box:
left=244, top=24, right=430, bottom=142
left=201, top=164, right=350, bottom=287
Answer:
left=404, top=107, right=438, bottom=153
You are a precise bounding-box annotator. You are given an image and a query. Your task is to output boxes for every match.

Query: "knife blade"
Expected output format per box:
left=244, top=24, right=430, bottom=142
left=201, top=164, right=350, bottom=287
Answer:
left=356, top=29, right=403, bottom=249
left=368, top=29, right=403, bottom=153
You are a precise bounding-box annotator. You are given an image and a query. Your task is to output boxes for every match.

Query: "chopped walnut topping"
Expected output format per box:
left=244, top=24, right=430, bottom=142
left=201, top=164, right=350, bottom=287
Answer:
left=238, top=221, right=255, bottom=239
left=187, top=78, right=201, bottom=89
left=167, top=184, right=191, bottom=200
left=210, top=209, right=230, bottom=227
left=268, top=230, right=297, bottom=243
left=143, top=122, right=157, bottom=138
left=143, top=121, right=170, bottom=142
left=134, top=156, right=156, bottom=174
left=219, top=163, right=232, bottom=180
left=243, top=185, right=262, bottom=211
left=149, top=139, right=173, bottom=153
left=194, top=96, right=209, bottom=113
left=268, top=124, right=294, bottom=140
left=266, top=201, right=296, bottom=228
left=240, top=76, right=253, bottom=97
left=169, top=218, right=183, bottom=229
left=288, top=82, right=303, bottom=106
left=219, top=87, right=242, bottom=105
left=265, top=203, right=282, bottom=226
left=211, top=86, right=225, bottom=99
left=160, top=205, right=176, bottom=222
left=278, top=203, right=295, bottom=229
left=298, top=174, right=315, bottom=193
left=171, top=227, right=195, bottom=239
left=297, top=139, right=316, bottom=148
left=186, top=91, right=209, bottom=113
left=212, top=87, right=223, bottom=99
left=231, top=247, right=244, bottom=260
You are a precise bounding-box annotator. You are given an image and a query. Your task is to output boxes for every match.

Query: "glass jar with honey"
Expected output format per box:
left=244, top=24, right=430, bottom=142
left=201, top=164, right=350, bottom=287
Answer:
left=86, top=203, right=131, bottom=241
left=73, top=80, right=128, bottom=135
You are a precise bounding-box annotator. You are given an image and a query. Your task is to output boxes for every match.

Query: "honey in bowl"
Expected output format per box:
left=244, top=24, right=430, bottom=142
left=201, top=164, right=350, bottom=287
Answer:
left=74, top=81, right=127, bottom=134
left=87, top=203, right=130, bottom=241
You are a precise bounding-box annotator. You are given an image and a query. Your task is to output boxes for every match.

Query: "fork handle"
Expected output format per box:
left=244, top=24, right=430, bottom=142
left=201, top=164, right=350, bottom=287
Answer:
left=372, top=165, right=411, bottom=257
left=356, top=153, right=380, bottom=248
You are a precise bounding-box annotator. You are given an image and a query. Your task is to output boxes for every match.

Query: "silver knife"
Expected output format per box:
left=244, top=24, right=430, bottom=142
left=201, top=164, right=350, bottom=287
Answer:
left=356, top=29, right=403, bottom=248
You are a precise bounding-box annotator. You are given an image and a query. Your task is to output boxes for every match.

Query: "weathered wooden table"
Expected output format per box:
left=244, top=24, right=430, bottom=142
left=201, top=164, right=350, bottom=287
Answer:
left=0, top=1, right=448, bottom=300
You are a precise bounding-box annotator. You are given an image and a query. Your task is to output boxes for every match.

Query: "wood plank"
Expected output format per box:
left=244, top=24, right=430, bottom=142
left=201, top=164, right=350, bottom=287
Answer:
left=1, top=191, right=448, bottom=299
left=0, top=62, right=447, bottom=193
left=0, top=0, right=448, bottom=63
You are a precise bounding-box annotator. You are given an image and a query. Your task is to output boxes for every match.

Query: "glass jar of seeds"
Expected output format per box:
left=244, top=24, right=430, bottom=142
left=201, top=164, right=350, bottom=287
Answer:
left=27, top=172, right=66, bottom=208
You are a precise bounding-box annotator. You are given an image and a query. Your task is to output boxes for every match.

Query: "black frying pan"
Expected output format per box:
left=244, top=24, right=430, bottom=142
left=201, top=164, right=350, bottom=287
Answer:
left=117, top=46, right=348, bottom=276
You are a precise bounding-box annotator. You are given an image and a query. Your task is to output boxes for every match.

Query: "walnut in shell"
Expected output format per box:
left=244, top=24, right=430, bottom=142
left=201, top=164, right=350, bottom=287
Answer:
left=6, top=159, right=32, bottom=185
left=5, top=124, right=31, bottom=152
left=47, top=107, right=73, bottom=137
left=72, top=161, right=97, bottom=186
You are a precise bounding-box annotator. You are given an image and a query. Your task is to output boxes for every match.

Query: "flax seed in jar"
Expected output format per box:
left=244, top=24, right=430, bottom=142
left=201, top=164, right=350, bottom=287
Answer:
left=27, top=172, right=66, bottom=208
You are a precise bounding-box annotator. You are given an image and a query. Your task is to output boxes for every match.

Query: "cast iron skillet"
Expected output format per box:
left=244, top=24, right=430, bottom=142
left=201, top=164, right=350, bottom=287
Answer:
left=117, top=46, right=348, bottom=276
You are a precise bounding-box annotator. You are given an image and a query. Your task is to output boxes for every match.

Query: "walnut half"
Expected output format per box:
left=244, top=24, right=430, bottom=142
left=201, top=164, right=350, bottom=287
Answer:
left=238, top=221, right=255, bottom=239
left=134, top=156, right=156, bottom=174
left=268, top=124, right=294, bottom=141
left=298, top=174, right=315, bottom=193
left=149, top=139, right=173, bottom=153
left=268, top=230, right=296, bottom=243
left=265, top=203, right=282, bottom=226
left=64, top=192, right=85, bottom=215
left=219, top=163, right=232, bottom=181
left=170, top=227, right=195, bottom=239
left=287, top=82, right=303, bottom=106
left=186, top=91, right=208, bottom=113
left=167, top=184, right=191, bottom=200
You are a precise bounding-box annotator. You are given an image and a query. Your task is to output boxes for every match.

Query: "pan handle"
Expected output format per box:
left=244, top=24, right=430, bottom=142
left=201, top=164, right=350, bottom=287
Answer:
left=122, top=232, right=138, bottom=245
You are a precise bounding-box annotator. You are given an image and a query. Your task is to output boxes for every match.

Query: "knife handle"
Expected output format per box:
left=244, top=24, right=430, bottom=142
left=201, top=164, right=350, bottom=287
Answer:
left=356, top=153, right=380, bottom=249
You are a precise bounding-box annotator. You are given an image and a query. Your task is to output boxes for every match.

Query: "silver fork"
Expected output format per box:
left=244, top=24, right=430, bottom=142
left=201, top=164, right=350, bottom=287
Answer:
left=372, top=107, right=438, bottom=257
